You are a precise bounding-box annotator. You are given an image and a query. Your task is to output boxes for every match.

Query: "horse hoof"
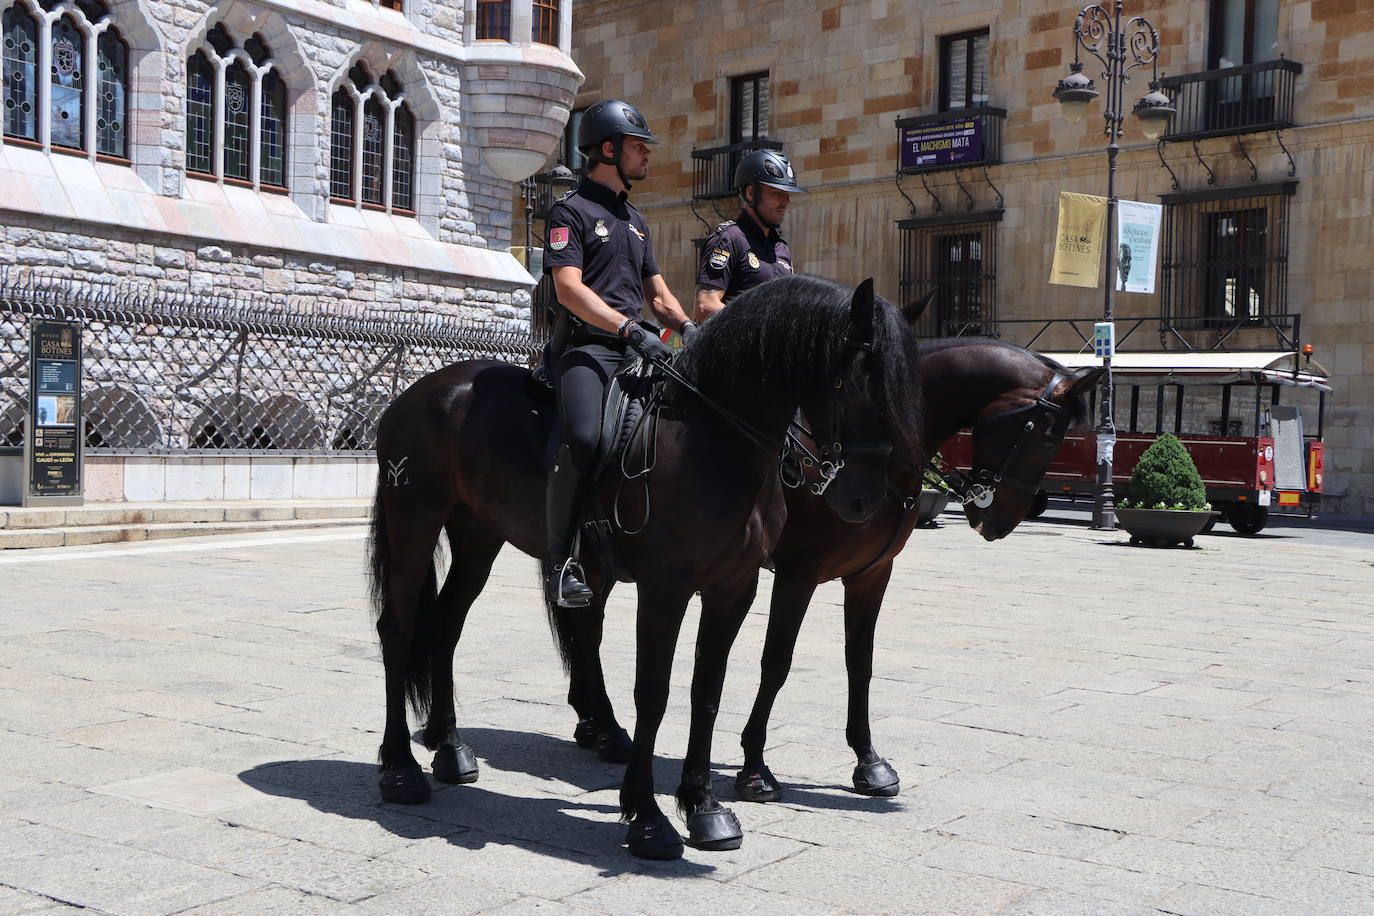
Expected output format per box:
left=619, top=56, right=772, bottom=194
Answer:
left=686, top=807, right=743, bottom=851
left=573, top=720, right=632, bottom=764
left=852, top=759, right=900, bottom=797
left=625, top=814, right=684, bottom=860
left=735, top=765, right=784, bottom=803
left=432, top=743, right=479, bottom=784
left=379, top=764, right=431, bottom=804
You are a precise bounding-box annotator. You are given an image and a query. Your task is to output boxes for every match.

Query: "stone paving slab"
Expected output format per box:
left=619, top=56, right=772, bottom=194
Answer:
left=0, top=517, right=1370, bottom=913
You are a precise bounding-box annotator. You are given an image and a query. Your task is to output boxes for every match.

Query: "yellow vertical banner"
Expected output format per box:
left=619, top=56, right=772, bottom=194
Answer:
left=1049, top=191, right=1107, bottom=288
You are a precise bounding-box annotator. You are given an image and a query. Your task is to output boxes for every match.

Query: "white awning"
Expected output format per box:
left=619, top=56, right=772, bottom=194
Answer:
left=1042, top=351, right=1332, bottom=390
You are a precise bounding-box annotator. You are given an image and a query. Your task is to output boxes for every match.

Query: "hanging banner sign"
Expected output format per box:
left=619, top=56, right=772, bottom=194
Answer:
left=1049, top=192, right=1107, bottom=288
left=1116, top=199, right=1163, bottom=294
left=26, top=319, right=83, bottom=503
left=898, top=116, right=984, bottom=172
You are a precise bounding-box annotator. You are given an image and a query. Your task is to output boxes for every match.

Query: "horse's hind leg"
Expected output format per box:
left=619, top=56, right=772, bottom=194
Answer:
left=566, top=578, right=632, bottom=763
left=675, top=572, right=758, bottom=851
left=843, top=561, right=900, bottom=797
left=735, top=570, right=819, bottom=802
left=424, top=513, right=504, bottom=785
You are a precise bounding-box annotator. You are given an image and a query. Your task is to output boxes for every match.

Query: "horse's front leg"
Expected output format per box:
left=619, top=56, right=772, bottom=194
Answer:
left=676, top=571, right=759, bottom=850
left=735, top=569, right=819, bottom=802
left=843, top=560, right=901, bottom=797
left=621, top=582, right=693, bottom=860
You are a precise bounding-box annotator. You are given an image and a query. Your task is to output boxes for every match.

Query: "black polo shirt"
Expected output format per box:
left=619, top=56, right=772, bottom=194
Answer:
left=545, top=178, right=660, bottom=330
left=696, top=211, right=794, bottom=304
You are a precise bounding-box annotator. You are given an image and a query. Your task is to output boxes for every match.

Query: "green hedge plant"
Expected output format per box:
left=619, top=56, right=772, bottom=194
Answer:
left=1119, top=433, right=1211, bottom=511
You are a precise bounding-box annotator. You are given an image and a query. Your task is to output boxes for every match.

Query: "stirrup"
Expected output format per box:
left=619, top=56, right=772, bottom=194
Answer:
left=550, top=558, right=592, bottom=608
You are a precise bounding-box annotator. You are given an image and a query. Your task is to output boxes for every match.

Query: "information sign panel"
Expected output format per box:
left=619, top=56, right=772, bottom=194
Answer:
left=25, top=319, right=83, bottom=504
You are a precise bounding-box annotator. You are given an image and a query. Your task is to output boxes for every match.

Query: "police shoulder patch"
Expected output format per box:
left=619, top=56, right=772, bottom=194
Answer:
left=708, top=248, right=729, bottom=270
left=549, top=227, right=570, bottom=251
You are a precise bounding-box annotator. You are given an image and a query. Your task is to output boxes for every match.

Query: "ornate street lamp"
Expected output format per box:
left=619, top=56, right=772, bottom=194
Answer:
left=521, top=164, right=579, bottom=269
left=1052, top=1, right=1174, bottom=529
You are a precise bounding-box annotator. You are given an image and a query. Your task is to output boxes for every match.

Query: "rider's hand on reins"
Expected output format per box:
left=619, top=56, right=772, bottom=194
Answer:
left=623, top=323, right=674, bottom=364
left=680, top=321, right=700, bottom=348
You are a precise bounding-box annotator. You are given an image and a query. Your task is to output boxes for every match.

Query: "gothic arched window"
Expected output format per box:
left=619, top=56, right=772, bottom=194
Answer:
left=3, top=5, right=39, bottom=142
left=329, top=63, right=416, bottom=214
left=95, top=28, right=127, bottom=157
left=184, top=25, right=289, bottom=188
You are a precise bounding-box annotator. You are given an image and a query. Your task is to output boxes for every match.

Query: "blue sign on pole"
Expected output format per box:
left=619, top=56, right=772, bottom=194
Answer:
left=1093, top=322, right=1115, bottom=358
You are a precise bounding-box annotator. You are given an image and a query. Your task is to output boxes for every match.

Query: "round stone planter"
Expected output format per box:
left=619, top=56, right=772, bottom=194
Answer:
left=1116, top=507, right=1219, bottom=548
left=915, top=488, right=951, bottom=527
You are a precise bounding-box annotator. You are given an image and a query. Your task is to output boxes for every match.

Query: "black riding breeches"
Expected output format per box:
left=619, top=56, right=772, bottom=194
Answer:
left=551, top=340, right=628, bottom=473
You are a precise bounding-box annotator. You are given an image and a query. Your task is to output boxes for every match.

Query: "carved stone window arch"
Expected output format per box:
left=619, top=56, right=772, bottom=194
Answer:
left=329, top=61, right=416, bottom=214
left=183, top=22, right=287, bottom=189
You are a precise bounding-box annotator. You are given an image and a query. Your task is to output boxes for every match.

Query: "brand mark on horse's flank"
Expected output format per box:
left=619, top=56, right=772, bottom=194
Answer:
left=386, top=456, right=410, bottom=487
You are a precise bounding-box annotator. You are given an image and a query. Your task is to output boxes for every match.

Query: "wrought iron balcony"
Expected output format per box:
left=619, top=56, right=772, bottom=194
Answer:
left=1160, top=58, right=1302, bottom=142
left=895, top=106, right=1005, bottom=174
left=691, top=138, right=784, bottom=201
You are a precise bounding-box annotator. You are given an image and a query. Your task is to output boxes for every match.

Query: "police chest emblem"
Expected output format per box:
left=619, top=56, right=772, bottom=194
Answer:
left=627, top=223, right=645, bottom=241
left=708, top=248, right=729, bottom=270
left=549, top=227, right=569, bottom=251
left=747, top=251, right=761, bottom=270
left=594, top=219, right=610, bottom=241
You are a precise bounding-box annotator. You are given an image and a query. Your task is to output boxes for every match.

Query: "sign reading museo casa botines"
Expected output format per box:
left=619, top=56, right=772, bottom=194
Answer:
left=898, top=117, right=984, bottom=171
left=1049, top=191, right=1107, bottom=288
left=27, top=319, right=83, bottom=500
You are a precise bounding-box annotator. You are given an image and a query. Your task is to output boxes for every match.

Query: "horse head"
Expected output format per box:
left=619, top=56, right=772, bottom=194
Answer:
left=801, top=279, right=909, bottom=524
left=959, top=364, right=1104, bottom=540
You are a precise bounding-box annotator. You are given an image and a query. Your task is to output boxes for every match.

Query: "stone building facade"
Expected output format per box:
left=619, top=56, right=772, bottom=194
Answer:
left=1, top=0, right=579, bottom=503
left=542, top=0, right=1374, bottom=516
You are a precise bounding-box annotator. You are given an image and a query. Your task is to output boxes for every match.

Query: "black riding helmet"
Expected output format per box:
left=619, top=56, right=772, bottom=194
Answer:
left=578, top=99, right=658, bottom=189
left=735, top=149, right=806, bottom=203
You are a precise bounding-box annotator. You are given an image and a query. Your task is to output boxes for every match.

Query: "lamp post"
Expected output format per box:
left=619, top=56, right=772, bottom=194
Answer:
left=521, top=164, right=578, bottom=269
left=1052, top=1, right=1174, bottom=529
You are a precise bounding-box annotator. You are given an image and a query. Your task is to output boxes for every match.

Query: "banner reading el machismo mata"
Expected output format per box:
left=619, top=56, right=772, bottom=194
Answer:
left=1049, top=192, right=1106, bottom=288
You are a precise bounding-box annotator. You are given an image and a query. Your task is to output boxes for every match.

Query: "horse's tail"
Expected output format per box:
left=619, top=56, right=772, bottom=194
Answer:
left=368, top=482, right=439, bottom=719
left=539, top=558, right=577, bottom=677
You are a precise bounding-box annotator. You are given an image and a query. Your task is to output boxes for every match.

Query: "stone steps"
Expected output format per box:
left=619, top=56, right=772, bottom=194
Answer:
left=0, top=499, right=371, bottom=549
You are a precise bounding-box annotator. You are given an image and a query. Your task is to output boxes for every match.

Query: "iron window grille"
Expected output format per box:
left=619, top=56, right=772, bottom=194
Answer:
left=329, top=64, right=416, bottom=214
left=898, top=210, right=1002, bottom=338
left=3, top=0, right=128, bottom=158
left=476, top=0, right=511, bottom=40
left=533, top=0, right=560, bottom=46
left=1159, top=181, right=1295, bottom=331
left=183, top=24, right=288, bottom=189
left=939, top=28, right=989, bottom=112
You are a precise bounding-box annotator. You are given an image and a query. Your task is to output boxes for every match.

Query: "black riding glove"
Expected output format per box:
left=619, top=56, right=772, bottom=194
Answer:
left=624, top=325, right=674, bottom=363
left=680, top=321, right=700, bottom=347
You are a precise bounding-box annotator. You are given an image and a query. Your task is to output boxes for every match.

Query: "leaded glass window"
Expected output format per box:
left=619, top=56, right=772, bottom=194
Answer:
left=260, top=69, right=286, bottom=188
left=49, top=15, right=84, bottom=150
left=391, top=104, right=414, bottom=212
left=185, top=51, right=214, bottom=175
left=360, top=95, right=385, bottom=205
left=95, top=29, right=126, bottom=157
left=330, top=89, right=354, bottom=200
left=222, top=61, right=251, bottom=181
left=3, top=5, right=39, bottom=141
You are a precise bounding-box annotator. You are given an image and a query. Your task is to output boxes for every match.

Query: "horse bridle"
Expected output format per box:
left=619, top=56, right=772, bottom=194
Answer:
left=782, top=336, right=893, bottom=496
left=932, top=371, right=1073, bottom=510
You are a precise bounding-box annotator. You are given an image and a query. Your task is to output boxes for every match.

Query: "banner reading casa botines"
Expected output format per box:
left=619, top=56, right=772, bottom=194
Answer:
left=1049, top=191, right=1107, bottom=288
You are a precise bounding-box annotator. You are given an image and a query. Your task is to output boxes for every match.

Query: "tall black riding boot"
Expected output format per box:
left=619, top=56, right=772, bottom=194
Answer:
left=546, top=444, right=593, bottom=608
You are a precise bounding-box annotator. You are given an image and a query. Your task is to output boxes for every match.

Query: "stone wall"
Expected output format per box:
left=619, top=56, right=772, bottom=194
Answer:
left=553, top=0, right=1374, bottom=515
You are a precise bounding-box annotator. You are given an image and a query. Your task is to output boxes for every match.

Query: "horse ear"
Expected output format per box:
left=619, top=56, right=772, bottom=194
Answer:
left=849, top=278, right=876, bottom=344
left=1054, top=366, right=1107, bottom=400
left=901, top=287, right=937, bottom=327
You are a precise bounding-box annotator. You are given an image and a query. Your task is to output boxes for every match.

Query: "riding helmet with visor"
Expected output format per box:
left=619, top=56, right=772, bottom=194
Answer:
left=734, top=149, right=806, bottom=204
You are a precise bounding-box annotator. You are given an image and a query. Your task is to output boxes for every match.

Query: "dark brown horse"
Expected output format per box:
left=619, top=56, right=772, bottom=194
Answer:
left=367, top=275, right=923, bottom=860
left=731, top=338, right=1104, bottom=804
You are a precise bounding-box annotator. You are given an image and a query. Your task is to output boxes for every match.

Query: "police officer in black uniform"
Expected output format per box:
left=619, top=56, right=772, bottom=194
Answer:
left=694, top=149, right=805, bottom=321
left=543, top=99, right=695, bottom=607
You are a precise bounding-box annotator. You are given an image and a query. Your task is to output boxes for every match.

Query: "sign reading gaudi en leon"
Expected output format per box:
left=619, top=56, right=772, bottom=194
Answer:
left=898, top=117, right=984, bottom=172
left=25, top=319, right=84, bottom=503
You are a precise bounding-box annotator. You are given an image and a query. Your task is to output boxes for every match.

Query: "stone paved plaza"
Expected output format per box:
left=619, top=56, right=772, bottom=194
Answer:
left=0, top=511, right=1371, bottom=914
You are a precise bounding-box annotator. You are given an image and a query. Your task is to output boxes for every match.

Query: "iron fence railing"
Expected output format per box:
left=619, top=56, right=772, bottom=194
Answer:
left=1160, top=58, right=1302, bottom=142
left=691, top=137, right=784, bottom=201
left=0, top=271, right=542, bottom=455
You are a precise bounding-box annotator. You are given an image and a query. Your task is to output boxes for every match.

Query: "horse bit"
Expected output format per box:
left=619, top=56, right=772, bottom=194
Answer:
left=932, top=371, right=1072, bottom=510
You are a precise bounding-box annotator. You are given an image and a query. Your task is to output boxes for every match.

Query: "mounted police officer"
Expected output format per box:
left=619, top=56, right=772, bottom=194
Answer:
left=542, top=99, right=695, bottom=608
left=694, top=149, right=805, bottom=321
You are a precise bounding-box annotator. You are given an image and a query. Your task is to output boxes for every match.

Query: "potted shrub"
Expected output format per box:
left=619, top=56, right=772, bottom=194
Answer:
left=1115, top=433, right=1214, bottom=549
left=1116, top=433, right=1218, bottom=547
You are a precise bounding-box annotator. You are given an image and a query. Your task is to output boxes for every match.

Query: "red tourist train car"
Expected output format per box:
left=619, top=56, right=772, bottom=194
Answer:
left=940, top=350, right=1331, bottom=535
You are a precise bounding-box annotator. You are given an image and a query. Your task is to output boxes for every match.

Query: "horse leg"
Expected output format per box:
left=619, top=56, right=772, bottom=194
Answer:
left=621, top=583, right=693, bottom=860
left=566, top=579, right=632, bottom=763
left=735, top=570, right=819, bottom=802
left=374, top=502, right=449, bottom=804
left=843, top=560, right=901, bottom=797
left=423, top=515, right=503, bottom=785
left=675, top=572, right=758, bottom=850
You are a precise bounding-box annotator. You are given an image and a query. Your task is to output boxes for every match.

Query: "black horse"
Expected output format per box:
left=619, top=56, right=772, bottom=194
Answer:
left=367, top=275, right=923, bottom=859
left=731, top=338, right=1104, bottom=804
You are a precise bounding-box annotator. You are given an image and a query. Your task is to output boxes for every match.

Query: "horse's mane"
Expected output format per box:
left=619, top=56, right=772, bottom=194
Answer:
left=917, top=337, right=1093, bottom=428
left=674, top=274, right=922, bottom=459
